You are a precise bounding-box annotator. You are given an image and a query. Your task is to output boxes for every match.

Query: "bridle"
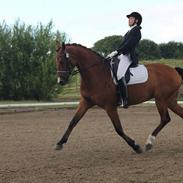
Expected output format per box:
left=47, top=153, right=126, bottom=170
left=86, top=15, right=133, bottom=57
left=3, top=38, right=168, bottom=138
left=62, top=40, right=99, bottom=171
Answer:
left=56, top=46, right=105, bottom=77
left=56, top=47, right=73, bottom=76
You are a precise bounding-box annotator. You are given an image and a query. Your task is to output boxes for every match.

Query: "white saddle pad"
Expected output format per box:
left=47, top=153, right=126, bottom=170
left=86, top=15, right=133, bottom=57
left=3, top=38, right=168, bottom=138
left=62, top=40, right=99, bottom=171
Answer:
left=127, top=64, right=148, bottom=85
left=112, top=64, right=148, bottom=85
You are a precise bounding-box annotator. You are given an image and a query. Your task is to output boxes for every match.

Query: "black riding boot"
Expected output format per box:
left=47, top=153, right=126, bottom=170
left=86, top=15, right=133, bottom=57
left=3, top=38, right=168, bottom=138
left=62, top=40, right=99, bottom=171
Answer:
left=117, top=77, right=128, bottom=108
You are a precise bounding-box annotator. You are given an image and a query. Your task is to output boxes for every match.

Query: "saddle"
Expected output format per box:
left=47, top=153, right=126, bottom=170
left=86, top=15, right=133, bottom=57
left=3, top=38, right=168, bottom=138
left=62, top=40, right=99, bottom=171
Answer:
left=109, top=57, right=148, bottom=85
left=110, top=57, right=135, bottom=84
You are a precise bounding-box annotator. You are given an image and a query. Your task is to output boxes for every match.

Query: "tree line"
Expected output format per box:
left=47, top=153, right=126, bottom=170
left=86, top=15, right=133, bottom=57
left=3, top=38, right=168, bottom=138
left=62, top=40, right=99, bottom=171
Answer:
left=92, top=35, right=183, bottom=60
left=0, top=20, right=67, bottom=100
left=0, top=21, right=182, bottom=100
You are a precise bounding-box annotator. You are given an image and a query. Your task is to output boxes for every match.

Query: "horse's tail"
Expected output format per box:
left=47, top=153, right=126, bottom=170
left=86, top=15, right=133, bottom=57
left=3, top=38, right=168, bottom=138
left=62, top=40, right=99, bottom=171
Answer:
left=175, top=67, right=183, bottom=80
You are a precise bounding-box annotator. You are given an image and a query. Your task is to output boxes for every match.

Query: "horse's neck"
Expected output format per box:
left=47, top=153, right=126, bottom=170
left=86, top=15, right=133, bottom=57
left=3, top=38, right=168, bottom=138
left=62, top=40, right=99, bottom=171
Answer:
left=81, top=54, right=109, bottom=84
left=69, top=46, right=104, bottom=72
left=68, top=46, right=113, bottom=96
left=77, top=55, right=102, bottom=70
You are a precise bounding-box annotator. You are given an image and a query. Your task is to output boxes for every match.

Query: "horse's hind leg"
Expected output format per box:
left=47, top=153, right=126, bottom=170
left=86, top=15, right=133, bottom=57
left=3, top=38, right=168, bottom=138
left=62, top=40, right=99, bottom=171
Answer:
left=106, top=107, right=143, bottom=154
left=169, top=103, right=183, bottom=118
left=145, top=100, right=171, bottom=151
left=168, top=91, right=183, bottom=118
left=55, top=98, right=92, bottom=150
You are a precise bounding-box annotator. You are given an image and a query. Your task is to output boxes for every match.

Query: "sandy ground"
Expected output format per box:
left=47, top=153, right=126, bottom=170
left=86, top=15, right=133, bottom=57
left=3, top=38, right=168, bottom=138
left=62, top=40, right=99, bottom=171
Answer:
left=0, top=106, right=183, bottom=183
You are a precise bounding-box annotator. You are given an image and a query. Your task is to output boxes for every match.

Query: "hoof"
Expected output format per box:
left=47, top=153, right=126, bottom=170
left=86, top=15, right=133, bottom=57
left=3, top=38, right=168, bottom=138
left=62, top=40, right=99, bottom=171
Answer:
left=55, top=144, right=63, bottom=150
left=134, top=144, right=143, bottom=154
left=145, top=143, right=153, bottom=151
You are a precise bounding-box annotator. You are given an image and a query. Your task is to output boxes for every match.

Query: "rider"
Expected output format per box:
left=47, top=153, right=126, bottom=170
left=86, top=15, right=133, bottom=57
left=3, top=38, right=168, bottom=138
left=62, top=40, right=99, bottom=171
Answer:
left=107, top=12, right=142, bottom=108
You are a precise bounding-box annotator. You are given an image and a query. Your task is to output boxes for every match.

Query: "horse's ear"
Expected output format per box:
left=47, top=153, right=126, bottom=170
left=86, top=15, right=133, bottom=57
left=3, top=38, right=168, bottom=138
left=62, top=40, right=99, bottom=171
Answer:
left=56, top=40, right=61, bottom=50
left=62, top=42, right=65, bottom=50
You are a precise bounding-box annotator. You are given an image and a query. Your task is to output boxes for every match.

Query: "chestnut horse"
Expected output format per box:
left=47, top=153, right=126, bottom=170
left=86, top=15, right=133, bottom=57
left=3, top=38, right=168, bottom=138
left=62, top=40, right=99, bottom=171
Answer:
left=55, top=41, right=183, bottom=153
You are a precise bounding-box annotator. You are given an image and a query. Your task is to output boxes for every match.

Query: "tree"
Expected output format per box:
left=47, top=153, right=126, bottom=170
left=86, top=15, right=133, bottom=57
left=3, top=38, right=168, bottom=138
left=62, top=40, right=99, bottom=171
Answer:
left=0, top=20, right=69, bottom=100
left=92, top=35, right=122, bottom=56
left=92, top=36, right=161, bottom=60
left=159, top=41, right=183, bottom=59
left=137, top=39, right=161, bottom=60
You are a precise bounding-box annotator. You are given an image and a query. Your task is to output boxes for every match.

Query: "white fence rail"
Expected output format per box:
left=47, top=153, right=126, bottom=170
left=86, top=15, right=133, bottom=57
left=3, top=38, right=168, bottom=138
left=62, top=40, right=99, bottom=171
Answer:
left=0, top=101, right=183, bottom=108
left=0, top=102, right=79, bottom=108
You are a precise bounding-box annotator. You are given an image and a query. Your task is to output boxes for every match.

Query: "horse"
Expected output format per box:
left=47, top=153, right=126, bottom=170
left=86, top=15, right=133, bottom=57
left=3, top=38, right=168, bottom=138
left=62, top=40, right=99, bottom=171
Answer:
left=55, top=41, right=183, bottom=153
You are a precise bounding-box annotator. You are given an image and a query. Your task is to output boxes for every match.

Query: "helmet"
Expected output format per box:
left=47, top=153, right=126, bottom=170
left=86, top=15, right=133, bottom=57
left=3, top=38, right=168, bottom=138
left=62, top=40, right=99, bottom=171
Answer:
left=126, top=12, right=142, bottom=26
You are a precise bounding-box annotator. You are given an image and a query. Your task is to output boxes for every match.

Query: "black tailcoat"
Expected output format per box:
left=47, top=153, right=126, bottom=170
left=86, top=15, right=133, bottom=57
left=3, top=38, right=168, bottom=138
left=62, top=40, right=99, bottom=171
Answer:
left=117, top=25, right=141, bottom=66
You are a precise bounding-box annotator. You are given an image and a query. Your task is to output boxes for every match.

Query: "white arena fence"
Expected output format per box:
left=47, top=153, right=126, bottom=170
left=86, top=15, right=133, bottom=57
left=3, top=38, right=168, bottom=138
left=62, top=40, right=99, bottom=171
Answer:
left=0, top=101, right=183, bottom=108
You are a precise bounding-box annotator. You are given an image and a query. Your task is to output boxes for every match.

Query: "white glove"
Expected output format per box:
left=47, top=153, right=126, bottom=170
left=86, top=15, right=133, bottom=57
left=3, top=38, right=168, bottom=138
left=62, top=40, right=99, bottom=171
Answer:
left=106, top=50, right=118, bottom=58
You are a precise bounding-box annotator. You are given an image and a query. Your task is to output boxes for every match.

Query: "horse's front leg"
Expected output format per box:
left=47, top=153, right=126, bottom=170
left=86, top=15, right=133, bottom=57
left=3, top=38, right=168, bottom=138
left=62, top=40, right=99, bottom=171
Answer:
left=106, top=107, right=143, bottom=154
left=55, top=98, right=92, bottom=150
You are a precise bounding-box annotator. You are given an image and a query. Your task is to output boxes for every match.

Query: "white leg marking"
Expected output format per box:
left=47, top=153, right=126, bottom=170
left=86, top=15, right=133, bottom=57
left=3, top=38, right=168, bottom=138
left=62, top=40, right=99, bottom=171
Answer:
left=146, top=134, right=156, bottom=145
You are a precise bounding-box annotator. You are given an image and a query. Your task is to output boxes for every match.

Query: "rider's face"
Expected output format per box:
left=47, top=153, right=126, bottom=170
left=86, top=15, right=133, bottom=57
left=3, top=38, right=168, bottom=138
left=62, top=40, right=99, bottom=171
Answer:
left=128, top=16, right=137, bottom=27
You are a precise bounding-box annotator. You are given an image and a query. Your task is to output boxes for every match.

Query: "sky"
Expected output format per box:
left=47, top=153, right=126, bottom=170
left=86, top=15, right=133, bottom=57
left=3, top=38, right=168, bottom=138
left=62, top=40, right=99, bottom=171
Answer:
left=0, top=0, right=183, bottom=47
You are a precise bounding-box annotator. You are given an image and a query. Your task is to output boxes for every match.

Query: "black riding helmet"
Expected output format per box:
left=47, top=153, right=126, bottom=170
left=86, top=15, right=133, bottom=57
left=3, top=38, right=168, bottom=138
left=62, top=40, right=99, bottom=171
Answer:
left=127, top=12, right=142, bottom=26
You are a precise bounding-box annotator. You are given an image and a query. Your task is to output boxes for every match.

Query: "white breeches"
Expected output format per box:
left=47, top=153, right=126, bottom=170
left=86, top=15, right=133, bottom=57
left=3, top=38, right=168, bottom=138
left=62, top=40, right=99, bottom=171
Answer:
left=117, top=54, right=132, bottom=80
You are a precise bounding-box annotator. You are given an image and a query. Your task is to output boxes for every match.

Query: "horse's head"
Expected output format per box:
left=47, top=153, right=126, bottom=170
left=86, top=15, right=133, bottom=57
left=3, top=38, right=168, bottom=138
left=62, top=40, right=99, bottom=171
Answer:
left=56, top=41, right=74, bottom=85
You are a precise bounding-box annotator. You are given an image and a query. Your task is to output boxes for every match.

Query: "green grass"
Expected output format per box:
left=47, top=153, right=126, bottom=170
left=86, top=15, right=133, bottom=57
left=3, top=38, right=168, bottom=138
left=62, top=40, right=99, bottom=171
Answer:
left=140, top=59, right=183, bottom=68
left=57, top=74, right=81, bottom=100
left=57, top=59, right=183, bottom=100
